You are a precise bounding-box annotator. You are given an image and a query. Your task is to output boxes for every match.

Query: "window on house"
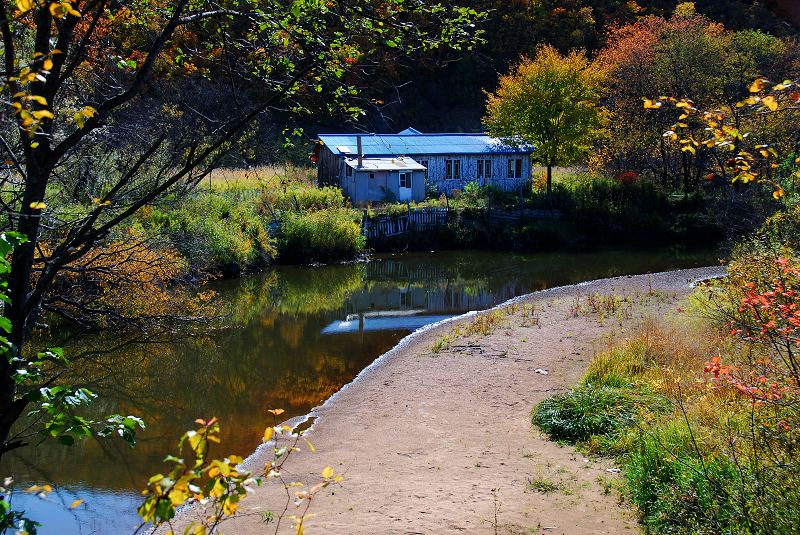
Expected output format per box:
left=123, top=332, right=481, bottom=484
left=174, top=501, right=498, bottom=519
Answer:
left=477, top=159, right=492, bottom=179
left=369, top=173, right=375, bottom=179
left=419, top=160, right=428, bottom=181
left=399, top=172, right=411, bottom=189
left=445, top=159, right=461, bottom=180
left=508, top=158, right=523, bottom=179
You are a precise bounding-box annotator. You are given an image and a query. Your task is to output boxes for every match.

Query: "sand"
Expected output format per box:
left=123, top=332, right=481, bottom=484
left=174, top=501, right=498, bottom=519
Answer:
left=171, top=266, right=725, bottom=535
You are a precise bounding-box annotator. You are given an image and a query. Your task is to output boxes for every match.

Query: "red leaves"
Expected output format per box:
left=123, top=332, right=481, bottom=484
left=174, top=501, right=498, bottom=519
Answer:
left=733, top=257, right=800, bottom=347
left=708, top=256, right=800, bottom=408
left=704, top=356, right=730, bottom=379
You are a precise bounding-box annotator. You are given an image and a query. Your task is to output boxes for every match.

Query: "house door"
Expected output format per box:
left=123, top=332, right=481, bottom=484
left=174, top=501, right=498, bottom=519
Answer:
left=398, top=172, right=412, bottom=201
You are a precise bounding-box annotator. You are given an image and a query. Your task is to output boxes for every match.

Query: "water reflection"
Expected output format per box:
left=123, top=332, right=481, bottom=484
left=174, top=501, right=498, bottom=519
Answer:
left=1, top=247, right=720, bottom=534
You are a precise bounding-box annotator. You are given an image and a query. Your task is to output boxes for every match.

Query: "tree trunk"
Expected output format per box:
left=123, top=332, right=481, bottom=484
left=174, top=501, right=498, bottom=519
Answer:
left=0, top=162, right=50, bottom=461
left=546, top=164, right=553, bottom=195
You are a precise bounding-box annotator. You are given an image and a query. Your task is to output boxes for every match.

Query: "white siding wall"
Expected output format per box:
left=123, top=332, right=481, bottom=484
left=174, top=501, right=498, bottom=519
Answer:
left=416, top=154, right=531, bottom=194
left=328, top=151, right=533, bottom=200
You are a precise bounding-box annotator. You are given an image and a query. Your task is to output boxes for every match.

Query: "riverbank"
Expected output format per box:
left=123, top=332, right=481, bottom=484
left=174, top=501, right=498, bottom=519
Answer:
left=171, top=265, right=724, bottom=534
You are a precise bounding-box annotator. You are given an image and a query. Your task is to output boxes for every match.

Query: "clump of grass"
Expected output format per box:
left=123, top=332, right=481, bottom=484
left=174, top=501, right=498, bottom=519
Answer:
left=527, top=477, right=559, bottom=494
left=277, top=209, right=365, bottom=264
left=533, top=385, right=669, bottom=443
left=431, top=333, right=455, bottom=354
left=581, top=339, right=650, bottom=388
left=463, top=310, right=504, bottom=336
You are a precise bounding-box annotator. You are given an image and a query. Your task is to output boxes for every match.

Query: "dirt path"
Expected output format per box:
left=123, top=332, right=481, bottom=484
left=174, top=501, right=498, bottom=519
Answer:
left=177, top=266, right=724, bottom=535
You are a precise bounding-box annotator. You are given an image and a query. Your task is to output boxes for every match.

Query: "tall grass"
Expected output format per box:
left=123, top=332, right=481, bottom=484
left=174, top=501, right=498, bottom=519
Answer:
left=277, top=209, right=365, bottom=264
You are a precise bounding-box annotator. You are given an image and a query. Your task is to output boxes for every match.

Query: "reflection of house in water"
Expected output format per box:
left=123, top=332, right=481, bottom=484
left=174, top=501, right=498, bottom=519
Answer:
left=322, top=258, right=529, bottom=335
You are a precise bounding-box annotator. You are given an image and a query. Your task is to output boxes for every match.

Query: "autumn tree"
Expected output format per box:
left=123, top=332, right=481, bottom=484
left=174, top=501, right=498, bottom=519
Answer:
left=0, top=0, right=480, bottom=462
left=596, top=8, right=797, bottom=191
left=483, top=45, right=607, bottom=194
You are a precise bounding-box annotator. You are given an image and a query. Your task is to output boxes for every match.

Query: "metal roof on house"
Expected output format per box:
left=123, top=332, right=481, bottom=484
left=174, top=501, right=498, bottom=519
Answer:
left=318, top=132, right=532, bottom=157
left=344, top=156, right=426, bottom=172
left=397, top=127, right=422, bottom=135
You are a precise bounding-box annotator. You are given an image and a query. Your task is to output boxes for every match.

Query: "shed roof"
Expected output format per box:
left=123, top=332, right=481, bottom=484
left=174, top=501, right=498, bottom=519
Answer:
left=318, top=132, right=531, bottom=157
left=344, top=157, right=426, bottom=172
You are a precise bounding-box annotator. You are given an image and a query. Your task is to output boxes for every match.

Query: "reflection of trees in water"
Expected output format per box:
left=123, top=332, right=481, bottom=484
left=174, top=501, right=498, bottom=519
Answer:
left=4, top=306, right=403, bottom=490
left=2, top=248, right=719, bottom=492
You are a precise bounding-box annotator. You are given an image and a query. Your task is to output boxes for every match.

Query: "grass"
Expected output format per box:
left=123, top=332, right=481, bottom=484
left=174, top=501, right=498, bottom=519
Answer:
left=277, top=208, right=365, bottom=264
left=532, top=301, right=800, bottom=534
left=527, top=476, right=560, bottom=494
left=199, top=164, right=314, bottom=191
left=533, top=385, right=670, bottom=443
left=430, top=309, right=508, bottom=354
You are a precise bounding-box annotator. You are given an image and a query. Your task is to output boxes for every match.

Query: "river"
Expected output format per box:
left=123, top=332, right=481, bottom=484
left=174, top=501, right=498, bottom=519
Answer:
left=0, top=247, right=720, bottom=534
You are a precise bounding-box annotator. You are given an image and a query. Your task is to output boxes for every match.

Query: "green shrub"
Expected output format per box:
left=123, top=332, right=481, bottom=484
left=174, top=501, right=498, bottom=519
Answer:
left=532, top=385, right=669, bottom=443
left=138, top=192, right=274, bottom=275
left=625, top=421, right=749, bottom=534
left=277, top=208, right=366, bottom=263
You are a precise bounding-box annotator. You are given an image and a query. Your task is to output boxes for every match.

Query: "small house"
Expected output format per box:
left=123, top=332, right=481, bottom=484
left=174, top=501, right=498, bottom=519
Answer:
left=313, top=128, right=533, bottom=204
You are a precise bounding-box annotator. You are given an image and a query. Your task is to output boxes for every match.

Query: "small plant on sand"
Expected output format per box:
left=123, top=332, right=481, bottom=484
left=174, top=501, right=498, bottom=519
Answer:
left=138, top=409, right=342, bottom=534
left=464, top=310, right=505, bottom=336
left=527, top=476, right=559, bottom=494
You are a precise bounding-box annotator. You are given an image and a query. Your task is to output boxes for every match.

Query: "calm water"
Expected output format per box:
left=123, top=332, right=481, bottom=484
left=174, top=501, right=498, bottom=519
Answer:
left=1, top=248, right=720, bottom=534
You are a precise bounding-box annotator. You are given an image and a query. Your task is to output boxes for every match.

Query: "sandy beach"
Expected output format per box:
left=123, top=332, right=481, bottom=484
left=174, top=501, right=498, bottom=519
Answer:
left=173, top=266, right=725, bottom=535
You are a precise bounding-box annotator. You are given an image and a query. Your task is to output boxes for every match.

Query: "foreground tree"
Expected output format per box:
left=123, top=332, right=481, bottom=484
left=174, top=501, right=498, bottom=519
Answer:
left=483, top=45, right=607, bottom=194
left=0, top=0, right=479, bottom=461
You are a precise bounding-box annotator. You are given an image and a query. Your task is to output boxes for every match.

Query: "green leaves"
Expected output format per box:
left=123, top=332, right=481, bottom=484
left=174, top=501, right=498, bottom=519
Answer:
left=484, top=45, right=608, bottom=179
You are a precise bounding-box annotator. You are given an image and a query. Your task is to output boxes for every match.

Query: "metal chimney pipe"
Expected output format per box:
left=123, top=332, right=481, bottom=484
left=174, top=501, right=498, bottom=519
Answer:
left=357, top=135, right=363, bottom=167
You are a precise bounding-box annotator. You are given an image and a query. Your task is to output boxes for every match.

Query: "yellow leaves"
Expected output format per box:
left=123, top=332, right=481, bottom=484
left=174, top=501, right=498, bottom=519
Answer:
left=773, top=187, right=785, bottom=200
left=15, top=0, right=35, bottom=12
left=168, top=481, right=190, bottom=506
left=73, top=106, right=97, bottom=129
left=304, top=438, right=316, bottom=453
left=749, top=78, right=770, bottom=93
left=643, top=98, right=662, bottom=109
left=43, top=59, right=53, bottom=72
left=32, top=109, right=54, bottom=120
left=69, top=499, right=84, bottom=509
left=92, top=197, right=112, bottom=207
left=29, top=201, right=47, bottom=210
left=222, top=499, right=238, bottom=516
left=762, top=95, right=778, bottom=112
left=49, top=1, right=80, bottom=18
left=267, top=408, right=285, bottom=417
left=321, top=466, right=334, bottom=479
left=25, top=484, right=53, bottom=494
left=263, top=427, right=274, bottom=442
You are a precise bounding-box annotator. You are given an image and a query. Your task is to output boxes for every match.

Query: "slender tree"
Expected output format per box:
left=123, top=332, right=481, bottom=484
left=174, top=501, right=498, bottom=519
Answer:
left=483, top=45, right=608, bottom=194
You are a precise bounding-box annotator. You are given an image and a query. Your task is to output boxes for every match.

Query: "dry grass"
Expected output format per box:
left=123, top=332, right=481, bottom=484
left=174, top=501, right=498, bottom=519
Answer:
left=199, top=164, right=315, bottom=191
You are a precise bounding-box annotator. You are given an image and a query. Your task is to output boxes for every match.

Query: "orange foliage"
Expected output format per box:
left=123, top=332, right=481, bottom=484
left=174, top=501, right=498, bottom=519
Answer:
left=40, top=239, right=215, bottom=325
